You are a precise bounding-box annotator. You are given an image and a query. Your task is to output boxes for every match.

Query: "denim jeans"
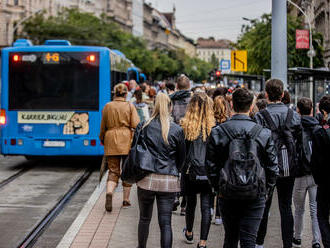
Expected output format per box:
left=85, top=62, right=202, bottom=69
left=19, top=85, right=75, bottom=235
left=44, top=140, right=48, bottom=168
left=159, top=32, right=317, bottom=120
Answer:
left=317, top=186, right=330, bottom=248
left=219, top=197, right=266, bottom=248
left=293, top=175, right=321, bottom=245
left=186, top=191, right=212, bottom=240
left=256, top=177, right=294, bottom=248
left=137, top=187, right=176, bottom=248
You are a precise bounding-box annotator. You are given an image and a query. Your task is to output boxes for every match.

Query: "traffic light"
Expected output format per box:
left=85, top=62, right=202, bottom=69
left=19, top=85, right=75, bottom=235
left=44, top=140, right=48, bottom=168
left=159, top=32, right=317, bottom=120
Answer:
left=215, top=71, right=221, bottom=77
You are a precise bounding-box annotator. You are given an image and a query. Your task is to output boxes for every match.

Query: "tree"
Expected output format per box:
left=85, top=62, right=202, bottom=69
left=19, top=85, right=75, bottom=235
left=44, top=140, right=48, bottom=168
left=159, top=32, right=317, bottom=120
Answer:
left=210, top=53, right=219, bottom=69
left=236, top=14, right=324, bottom=75
left=19, top=8, right=212, bottom=82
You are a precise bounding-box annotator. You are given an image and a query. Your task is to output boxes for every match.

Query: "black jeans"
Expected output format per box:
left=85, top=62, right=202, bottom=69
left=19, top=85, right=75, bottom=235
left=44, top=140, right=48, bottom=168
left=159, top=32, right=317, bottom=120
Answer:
left=317, top=186, right=330, bottom=248
left=219, top=196, right=265, bottom=248
left=137, top=187, right=176, bottom=248
left=256, top=177, right=294, bottom=248
left=186, top=192, right=212, bottom=240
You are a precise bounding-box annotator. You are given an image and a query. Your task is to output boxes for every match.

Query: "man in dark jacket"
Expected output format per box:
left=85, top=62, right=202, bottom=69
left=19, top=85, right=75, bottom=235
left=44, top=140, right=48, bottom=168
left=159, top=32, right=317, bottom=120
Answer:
left=170, top=74, right=191, bottom=214
left=311, top=94, right=330, bottom=248
left=206, top=88, right=279, bottom=248
left=293, top=97, right=321, bottom=248
left=254, top=79, right=301, bottom=248
left=170, top=75, right=191, bottom=124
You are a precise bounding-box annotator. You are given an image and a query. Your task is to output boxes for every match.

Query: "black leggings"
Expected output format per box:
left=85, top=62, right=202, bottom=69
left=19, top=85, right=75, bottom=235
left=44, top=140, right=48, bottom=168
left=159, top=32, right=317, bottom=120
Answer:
left=137, top=187, right=175, bottom=248
left=185, top=192, right=212, bottom=240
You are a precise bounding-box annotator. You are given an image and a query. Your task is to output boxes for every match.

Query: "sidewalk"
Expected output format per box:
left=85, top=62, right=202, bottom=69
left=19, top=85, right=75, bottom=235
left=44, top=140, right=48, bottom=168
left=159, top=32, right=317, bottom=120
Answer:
left=58, top=180, right=315, bottom=248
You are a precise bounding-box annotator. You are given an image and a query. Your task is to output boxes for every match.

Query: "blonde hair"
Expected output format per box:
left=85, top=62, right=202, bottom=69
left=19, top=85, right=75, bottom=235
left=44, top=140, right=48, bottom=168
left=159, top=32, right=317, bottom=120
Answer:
left=214, top=96, right=229, bottom=124
left=114, top=83, right=128, bottom=97
left=144, top=93, right=171, bottom=144
left=180, top=92, right=215, bottom=142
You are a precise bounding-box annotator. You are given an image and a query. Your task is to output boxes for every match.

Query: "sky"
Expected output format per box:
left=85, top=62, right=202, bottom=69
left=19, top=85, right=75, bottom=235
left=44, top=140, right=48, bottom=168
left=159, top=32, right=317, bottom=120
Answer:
left=145, top=0, right=272, bottom=42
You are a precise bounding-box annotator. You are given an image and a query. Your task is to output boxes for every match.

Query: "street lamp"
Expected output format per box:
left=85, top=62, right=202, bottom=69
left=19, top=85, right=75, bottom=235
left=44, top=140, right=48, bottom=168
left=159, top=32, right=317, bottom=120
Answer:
left=287, top=0, right=315, bottom=69
left=12, top=9, right=43, bottom=38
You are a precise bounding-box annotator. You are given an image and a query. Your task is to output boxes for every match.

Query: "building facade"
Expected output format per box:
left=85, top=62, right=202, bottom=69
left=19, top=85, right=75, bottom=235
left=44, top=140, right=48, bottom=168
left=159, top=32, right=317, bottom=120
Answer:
left=196, top=38, right=232, bottom=65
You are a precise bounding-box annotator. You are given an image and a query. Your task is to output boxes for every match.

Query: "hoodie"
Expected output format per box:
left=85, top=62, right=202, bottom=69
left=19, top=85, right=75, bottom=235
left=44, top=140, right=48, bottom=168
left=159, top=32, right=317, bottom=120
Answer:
left=170, top=90, right=191, bottom=124
left=296, top=116, right=321, bottom=177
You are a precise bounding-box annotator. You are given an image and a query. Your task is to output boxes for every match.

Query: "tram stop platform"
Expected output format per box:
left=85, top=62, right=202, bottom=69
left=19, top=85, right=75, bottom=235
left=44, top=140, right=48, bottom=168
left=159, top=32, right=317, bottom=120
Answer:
left=57, top=178, right=314, bottom=248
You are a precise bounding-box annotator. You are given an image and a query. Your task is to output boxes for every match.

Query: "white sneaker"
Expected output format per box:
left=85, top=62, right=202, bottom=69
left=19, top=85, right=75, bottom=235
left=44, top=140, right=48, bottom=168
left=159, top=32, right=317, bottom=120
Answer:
left=255, top=245, right=264, bottom=248
left=214, top=217, right=223, bottom=225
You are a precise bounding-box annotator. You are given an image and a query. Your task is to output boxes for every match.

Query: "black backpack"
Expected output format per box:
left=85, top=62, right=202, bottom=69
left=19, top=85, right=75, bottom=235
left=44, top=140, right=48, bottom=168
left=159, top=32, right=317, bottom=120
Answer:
left=260, top=108, right=296, bottom=177
left=218, top=124, right=266, bottom=200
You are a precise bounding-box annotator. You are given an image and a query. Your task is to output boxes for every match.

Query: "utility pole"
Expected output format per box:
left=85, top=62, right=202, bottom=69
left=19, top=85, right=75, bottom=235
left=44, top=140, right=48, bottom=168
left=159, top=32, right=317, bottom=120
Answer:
left=272, top=0, right=288, bottom=88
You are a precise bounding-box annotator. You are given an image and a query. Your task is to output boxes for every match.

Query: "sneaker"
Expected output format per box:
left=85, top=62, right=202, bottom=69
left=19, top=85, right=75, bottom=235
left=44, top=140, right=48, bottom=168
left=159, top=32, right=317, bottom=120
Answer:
left=255, top=245, right=264, bottom=248
left=312, top=243, right=321, bottom=248
left=197, top=243, right=206, bottom=248
left=214, top=217, right=223, bottom=225
left=292, top=238, right=301, bottom=248
left=183, top=228, right=194, bottom=244
left=122, top=200, right=131, bottom=209
left=105, top=193, right=112, bottom=212
left=173, top=199, right=180, bottom=212
left=180, top=207, right=186, bottom=216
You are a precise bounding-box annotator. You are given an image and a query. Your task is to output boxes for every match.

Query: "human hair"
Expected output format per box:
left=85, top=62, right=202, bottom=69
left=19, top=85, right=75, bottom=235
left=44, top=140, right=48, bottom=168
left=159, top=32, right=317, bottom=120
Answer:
left=257, top=91, right=266, bottom=100
left=143, top=93, right=171, bottom=144
left=114, top=83, right=128, bottom=97
left=180, top=92, right=215, bottom=142
left=256, top=99, right=268, bottom=111
left=213, top=96, right=229, bottom=124
left=166, top=81, right=175, bottom=92
left=297, top=97, right=313, bottom=116
left=282, top=90, right=291, bottom=105
left=134, top=89, right=143, bottom=104
left=319, top=94, right=330, bottom=114
left=206, top=88, right=215, bottom=98
left=148, top=87, right=157, bottom=98
left=213, top=87, right=228, bottom=99
left=232, top=88, right=254, bottom=113
left=265, top=79, right=284, bottom=102
left=176, top=75, right=190, bottom=90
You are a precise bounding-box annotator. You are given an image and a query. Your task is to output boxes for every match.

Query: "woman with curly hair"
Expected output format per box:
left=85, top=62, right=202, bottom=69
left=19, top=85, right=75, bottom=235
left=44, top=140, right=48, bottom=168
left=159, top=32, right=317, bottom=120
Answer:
left=180, top=92, right=215, bottom=248
left=214, top=95, right=230, bottom=125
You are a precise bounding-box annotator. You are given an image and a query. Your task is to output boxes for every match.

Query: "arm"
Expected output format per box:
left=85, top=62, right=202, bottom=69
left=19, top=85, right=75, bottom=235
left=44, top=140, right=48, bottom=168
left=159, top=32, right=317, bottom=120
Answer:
left=206, top=128, right=223, bottom=191
left=263, top=130, right=279, bottom=189
left=175, top=128, right=186, bottom=172
left=99, top=107, right=107, bottom=145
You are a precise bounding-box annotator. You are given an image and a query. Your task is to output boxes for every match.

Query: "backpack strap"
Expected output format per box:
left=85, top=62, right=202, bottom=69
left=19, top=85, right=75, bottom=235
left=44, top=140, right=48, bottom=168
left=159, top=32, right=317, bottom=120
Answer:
left=260, top=109, right=277, bottom=131
left=221, top=123, right=236, bottom=141
left=250, top=124, right=263, bottom=140
left=285, top=108, right=294, bottom=129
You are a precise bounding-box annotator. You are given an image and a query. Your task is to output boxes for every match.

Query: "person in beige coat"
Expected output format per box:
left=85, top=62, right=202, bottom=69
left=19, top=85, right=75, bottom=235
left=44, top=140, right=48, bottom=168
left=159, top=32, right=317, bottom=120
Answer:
left=100, top=83, right=140, bottom=212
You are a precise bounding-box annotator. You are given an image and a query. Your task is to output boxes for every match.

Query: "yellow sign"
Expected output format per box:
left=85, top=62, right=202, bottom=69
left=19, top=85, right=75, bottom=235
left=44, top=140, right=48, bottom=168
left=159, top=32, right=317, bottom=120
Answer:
left=231, top=50, right=247, bottom=72
left=43, top=53, right=60, bottom=64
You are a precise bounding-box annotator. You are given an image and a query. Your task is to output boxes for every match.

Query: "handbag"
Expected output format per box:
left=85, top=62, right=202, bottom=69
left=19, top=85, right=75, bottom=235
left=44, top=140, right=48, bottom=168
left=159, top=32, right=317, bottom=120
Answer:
left=121, top=122, right=155, bottom=184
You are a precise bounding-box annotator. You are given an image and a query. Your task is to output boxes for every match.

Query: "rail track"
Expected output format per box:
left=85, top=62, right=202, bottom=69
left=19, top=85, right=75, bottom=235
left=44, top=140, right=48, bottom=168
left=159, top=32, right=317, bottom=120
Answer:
left=0, top=167, right=31, bottom=190
left=17, top=168, right=93, bottom=248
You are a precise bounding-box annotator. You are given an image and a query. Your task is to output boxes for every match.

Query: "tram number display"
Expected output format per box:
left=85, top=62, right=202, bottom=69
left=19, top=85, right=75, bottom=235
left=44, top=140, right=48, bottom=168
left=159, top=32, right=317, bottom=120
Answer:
left=42, top=53, right=60, bottom=64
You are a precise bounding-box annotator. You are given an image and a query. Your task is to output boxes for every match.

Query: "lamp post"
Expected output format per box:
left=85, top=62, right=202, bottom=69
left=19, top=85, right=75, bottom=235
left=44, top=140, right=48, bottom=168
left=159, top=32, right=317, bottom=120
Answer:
left=12, top=9, right=43, bottom=39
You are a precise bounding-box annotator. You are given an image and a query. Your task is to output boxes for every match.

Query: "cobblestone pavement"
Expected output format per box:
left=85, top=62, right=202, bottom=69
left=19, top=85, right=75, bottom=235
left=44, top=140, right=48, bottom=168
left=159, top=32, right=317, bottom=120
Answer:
left=108, top=186, right=314, bottom=248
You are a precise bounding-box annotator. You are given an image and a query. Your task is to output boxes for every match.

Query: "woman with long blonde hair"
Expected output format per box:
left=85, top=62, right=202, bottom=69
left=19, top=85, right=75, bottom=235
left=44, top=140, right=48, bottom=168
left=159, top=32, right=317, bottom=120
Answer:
left=180, top=92, right=215, bottom=248
left=135, top=93, right=186, bottom=248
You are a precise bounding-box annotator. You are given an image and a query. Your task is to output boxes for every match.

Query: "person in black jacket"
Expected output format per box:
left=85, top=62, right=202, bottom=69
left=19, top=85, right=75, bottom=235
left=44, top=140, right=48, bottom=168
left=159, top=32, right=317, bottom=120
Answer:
left=135, top=93, right=186, bottom=248
left=254, top=79, right=301, bottom=248
left=293, top=97, right=321, bottom=248
left=180, top=92, right=215, bottom=248
left=311, top=94, right=330, bottom=248
left=206, top=88, right=279, bottom=248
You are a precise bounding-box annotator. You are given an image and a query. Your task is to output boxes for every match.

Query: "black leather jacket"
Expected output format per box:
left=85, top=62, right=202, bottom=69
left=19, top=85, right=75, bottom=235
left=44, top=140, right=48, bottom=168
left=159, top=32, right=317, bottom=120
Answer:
left=254, top=103, right=301, bottom=141
left=141, top=118, right=186, bottom=177
left=206, top=115, right=279, bottom=191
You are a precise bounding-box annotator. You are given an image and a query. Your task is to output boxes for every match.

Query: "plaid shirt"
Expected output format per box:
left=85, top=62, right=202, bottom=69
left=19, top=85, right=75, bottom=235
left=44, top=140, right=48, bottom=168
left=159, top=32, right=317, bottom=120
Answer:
left=137, top=173, right=180, bottom=193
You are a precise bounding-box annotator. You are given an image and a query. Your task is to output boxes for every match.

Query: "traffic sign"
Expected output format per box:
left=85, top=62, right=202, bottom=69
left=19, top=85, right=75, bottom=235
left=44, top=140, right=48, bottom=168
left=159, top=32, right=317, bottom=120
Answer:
left=220, top=59, right=231, bottom=70
left=231, top=50, right=247, bottom=72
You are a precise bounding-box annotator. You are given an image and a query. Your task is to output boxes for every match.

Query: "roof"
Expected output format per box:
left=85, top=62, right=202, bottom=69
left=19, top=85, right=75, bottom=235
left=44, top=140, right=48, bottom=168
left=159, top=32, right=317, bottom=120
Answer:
left=197, top=38, right=232, bottom=49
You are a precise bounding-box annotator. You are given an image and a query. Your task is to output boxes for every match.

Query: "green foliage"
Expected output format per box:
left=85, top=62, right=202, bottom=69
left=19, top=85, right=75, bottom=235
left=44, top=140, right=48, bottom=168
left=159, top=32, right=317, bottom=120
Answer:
left=19, top=8, right=212, bottom=82
left=236, top=14, right=324, bottom=75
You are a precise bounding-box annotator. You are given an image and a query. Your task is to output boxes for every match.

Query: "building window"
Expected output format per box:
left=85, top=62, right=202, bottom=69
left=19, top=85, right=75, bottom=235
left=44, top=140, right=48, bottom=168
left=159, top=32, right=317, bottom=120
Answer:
left=14, top=0, right=19, bottom=5
left=107, top=0, right=111, bottom=11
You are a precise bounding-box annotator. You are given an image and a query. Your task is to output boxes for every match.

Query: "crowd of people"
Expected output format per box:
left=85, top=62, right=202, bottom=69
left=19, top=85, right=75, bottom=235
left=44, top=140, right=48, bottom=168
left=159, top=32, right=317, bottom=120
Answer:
left=99, top=75, right=330, bottom=248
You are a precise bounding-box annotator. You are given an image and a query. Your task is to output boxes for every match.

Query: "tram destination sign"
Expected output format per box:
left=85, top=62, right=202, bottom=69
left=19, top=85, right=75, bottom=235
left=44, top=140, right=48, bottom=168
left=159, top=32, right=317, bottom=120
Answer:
left=18, top=112, right=74, bottom=124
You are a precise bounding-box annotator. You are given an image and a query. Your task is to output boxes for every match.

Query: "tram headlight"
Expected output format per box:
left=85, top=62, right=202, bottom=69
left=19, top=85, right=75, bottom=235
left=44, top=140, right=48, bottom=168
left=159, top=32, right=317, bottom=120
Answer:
left=18, top=139, right=23, bottom=146
left=83, top=140, right=89, bottom=146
